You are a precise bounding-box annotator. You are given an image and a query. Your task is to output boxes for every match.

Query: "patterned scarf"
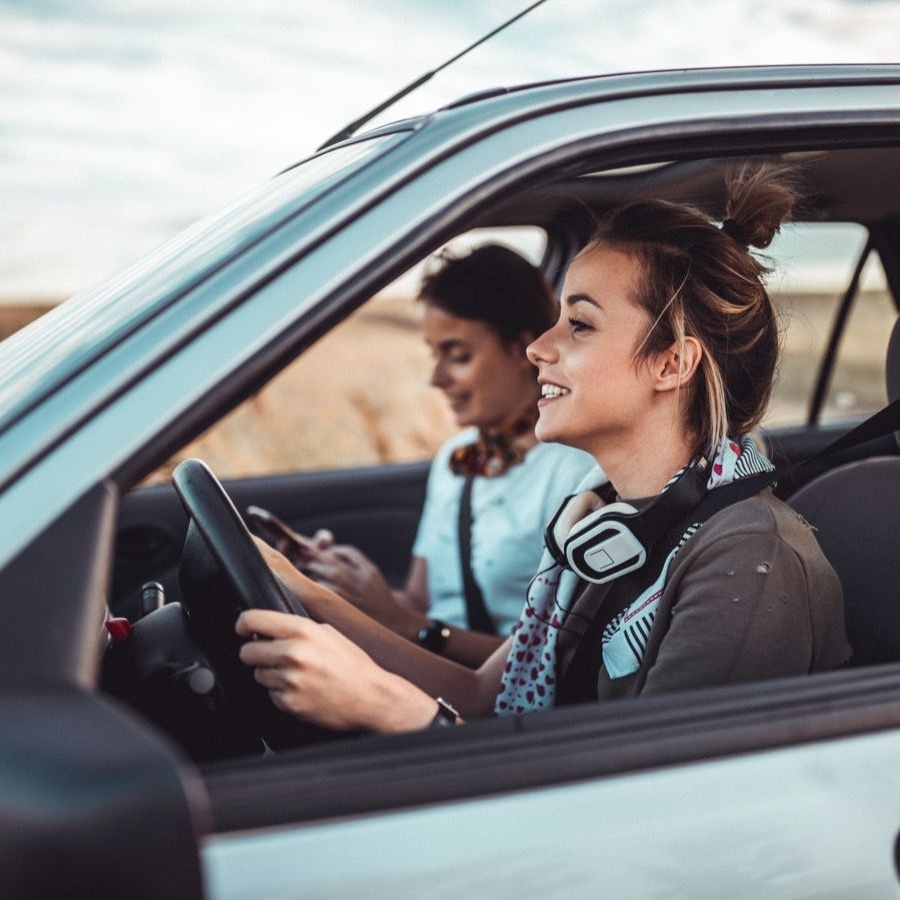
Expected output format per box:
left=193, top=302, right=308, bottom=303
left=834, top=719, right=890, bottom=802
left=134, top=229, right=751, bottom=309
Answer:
left=448, top=410, right=538, bottom=478
left=494, top=436, right=773, bottom=715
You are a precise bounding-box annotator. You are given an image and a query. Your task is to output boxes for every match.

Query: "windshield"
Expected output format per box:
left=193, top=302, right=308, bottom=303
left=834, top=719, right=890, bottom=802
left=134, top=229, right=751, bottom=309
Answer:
left=0, top=133, right=403, bottom=427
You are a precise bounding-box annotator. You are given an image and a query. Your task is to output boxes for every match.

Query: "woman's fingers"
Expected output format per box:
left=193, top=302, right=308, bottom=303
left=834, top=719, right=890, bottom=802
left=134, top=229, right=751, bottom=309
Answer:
left=236, top=607, right=310, bottom=640
left=234, top=609, right=436, bottom=732
left=312, top=529, right=334, bottom=550
left=329, top=544, right=365, bottom=568
left=236, top=611, right=375, bottom=728
left=252, top=535, right=293, bottom=571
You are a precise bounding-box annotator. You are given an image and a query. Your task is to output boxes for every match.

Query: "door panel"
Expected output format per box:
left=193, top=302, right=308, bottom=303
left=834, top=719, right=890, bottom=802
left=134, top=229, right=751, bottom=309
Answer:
left=204, top=727, right=900, bottom=900
left=112, top=461, right=429, bottom=619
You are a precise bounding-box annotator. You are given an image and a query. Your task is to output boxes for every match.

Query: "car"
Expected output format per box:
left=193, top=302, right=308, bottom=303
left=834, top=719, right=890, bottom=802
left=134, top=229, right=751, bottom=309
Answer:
left=3, top=64, right=900, bottom=898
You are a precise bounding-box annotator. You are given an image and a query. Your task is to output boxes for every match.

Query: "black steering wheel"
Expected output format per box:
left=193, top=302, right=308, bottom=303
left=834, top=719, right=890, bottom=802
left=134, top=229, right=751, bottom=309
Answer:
left=172, top=458, right=306, bottom=617
left=172, top=458, right=343, bottom=749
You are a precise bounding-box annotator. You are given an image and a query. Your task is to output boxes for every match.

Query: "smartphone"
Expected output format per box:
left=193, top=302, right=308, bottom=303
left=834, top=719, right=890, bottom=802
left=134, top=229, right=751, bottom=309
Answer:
left=245, top=505, right=317, bottom=570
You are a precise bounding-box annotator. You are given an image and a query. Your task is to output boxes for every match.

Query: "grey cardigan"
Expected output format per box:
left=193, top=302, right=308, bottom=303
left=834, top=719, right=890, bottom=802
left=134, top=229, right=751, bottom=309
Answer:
left=554, top=490, right=852, bottom=702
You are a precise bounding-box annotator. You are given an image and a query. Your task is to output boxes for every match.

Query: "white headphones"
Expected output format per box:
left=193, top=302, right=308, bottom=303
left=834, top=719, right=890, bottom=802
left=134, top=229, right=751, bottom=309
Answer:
left=544, top=463, right=708, bottom=585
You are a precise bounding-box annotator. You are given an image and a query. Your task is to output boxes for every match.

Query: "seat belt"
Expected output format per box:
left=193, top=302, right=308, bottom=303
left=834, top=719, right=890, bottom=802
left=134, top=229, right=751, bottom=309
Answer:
left=458, top=475, right=497, bottom=635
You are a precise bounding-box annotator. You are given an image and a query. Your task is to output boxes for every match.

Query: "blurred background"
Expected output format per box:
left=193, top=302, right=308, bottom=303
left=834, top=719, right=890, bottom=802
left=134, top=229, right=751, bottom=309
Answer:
left=2, top=0, right=898, bottom=477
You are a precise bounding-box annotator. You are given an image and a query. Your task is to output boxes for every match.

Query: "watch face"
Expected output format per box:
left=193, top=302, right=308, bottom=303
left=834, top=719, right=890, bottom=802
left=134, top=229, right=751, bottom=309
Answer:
left=417, top=621, right=451, bottom=654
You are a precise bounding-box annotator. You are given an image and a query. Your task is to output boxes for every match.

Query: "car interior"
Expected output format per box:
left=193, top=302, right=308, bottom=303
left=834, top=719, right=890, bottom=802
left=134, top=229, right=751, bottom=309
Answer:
left=102, top=143, right=900, bottom=830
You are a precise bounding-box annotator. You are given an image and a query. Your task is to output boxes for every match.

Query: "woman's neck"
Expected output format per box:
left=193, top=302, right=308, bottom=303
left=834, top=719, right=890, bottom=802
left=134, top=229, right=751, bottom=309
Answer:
left=593, top=427, right=698, bottom=501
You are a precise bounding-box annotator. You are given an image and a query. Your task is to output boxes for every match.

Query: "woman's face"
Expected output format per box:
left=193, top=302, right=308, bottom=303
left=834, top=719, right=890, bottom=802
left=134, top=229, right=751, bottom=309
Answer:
left=526, top=244, right=658, bottom=458
left=422, top=305, right=536, bottom=431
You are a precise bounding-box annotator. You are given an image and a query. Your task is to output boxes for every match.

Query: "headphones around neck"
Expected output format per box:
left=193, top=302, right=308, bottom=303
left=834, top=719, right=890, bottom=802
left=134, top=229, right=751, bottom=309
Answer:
left=544, top=463, right=709, bottom=585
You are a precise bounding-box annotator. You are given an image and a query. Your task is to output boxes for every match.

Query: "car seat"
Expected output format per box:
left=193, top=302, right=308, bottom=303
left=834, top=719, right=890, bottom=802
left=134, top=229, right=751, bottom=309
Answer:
left=788, top=318, right=900, bottom=666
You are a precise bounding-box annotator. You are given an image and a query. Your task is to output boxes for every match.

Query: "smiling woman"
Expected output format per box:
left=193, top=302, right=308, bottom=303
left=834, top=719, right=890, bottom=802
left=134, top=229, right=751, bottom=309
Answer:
left=530, top=244, right=663, bottom=470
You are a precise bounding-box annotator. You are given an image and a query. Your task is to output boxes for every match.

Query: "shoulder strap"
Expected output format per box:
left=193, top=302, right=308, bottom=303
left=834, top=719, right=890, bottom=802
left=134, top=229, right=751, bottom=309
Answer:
left=458, top=475, right=497, bottom=635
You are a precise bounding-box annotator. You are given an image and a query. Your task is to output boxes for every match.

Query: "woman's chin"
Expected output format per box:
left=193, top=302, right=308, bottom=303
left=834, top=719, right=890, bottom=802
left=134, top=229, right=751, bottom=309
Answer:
left=534, top=419, right=560, bottom=445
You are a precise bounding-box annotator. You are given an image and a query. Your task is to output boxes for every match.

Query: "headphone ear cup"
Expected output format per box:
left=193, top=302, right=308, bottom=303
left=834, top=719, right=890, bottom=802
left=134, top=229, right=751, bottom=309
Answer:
left=545, top=494, right=578, bottom=562
left=563, top=501, right=647, bottom=584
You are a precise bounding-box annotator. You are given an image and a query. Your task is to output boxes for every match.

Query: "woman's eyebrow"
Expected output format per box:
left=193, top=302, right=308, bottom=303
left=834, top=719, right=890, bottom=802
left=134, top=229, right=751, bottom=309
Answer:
left=433, top=338, right=467, bottom=352
left=565, top=292, right=602, bottom=310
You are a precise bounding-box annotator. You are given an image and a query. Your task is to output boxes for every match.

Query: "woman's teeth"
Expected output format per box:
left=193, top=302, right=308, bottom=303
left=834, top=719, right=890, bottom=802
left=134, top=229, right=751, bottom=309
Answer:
left=541, top=384, right=570, bottom=399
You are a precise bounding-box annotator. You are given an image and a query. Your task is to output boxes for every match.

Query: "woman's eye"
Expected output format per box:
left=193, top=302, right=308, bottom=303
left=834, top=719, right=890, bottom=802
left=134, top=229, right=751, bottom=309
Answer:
left=568, top=317, right=592, bottom=334
left=449, top=353, right=471, bottom=364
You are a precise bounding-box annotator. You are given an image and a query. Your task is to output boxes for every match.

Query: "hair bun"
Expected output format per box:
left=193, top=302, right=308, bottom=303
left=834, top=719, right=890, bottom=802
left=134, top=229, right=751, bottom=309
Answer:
left=723, top=164, right=798, bottom=250
left=720, top=218, right=748, bottom=245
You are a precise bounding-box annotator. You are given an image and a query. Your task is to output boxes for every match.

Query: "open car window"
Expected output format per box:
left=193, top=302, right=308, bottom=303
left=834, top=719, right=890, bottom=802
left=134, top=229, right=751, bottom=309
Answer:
left=765, top=222, right=895, bottom=428
left=141, top=226, right=547, bottom=483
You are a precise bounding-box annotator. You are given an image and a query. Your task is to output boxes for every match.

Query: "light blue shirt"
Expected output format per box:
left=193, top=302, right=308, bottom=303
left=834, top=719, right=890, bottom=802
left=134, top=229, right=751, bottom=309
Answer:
left=412, top=430, right=596, bottom=635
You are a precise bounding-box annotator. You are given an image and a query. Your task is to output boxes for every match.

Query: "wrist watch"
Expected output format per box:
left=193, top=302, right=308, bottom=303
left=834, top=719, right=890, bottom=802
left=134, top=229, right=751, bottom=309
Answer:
left=429, top=697, right=460, bottom=728
left=416, top=619, right=451, bottom=655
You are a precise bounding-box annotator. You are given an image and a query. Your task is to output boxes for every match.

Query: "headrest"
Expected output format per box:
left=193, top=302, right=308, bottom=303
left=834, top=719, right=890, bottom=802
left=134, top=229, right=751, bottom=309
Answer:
left=886, top=317, right=900, bottom=447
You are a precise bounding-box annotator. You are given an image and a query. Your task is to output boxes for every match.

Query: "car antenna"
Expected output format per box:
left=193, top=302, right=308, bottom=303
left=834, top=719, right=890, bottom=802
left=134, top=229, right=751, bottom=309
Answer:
left=317, top=0, right=550, bottom=151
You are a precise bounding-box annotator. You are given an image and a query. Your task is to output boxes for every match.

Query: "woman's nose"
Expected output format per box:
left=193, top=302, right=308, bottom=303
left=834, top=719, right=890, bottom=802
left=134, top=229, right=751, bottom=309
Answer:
left=526, top=326, right=556, bottom=367
left=430, top=359, right=450, bottom=388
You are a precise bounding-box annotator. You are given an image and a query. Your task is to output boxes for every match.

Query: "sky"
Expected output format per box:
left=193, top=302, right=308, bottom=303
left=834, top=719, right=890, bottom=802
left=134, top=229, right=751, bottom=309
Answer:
left=2, top=0, right=899, bottom=299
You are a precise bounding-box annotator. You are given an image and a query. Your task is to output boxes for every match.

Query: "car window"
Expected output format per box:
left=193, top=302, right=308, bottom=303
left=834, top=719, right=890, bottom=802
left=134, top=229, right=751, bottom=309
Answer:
left=820, top=252, right=894, bottom=423
left=763, top=223, right=889, bottom=427
left=143, top=226, right=547, bottom=484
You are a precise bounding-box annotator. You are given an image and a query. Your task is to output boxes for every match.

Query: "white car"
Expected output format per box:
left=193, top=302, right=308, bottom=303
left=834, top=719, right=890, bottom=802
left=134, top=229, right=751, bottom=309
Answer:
left=3, top=64, right=900, bottom=898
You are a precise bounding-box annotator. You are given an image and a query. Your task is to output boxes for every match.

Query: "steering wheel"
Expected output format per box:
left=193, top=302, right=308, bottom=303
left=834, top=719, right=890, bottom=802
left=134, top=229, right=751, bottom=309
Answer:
left=172, top=458, right=305, bottom=617
left=172, top=458, right=343, bottom=749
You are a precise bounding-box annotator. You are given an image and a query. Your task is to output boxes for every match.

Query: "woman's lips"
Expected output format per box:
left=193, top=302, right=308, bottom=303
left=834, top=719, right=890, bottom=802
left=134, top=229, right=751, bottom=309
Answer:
left=446, top=393, right=470, bottom=413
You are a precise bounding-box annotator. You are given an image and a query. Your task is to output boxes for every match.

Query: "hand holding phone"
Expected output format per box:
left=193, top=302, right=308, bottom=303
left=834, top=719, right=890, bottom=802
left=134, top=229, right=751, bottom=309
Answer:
left=245, top=505, right=319, bottom=571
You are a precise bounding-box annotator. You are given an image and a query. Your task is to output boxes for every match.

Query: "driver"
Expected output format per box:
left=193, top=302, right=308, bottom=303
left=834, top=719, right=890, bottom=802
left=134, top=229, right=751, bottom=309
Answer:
left=235, top=165, right=851, bottom=732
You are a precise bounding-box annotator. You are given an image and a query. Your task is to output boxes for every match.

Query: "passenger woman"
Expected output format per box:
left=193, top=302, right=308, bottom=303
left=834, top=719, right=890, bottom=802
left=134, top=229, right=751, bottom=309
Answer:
left=236, top=166, right=851, bottom=731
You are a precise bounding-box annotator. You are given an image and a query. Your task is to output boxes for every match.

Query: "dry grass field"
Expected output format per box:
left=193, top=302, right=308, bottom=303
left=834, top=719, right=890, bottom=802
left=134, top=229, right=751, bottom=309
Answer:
left=147, top=294, right=458, bottom=483
left=0, top=302, right=55, bottom=342
left=1, top=288, right=893, bottom=485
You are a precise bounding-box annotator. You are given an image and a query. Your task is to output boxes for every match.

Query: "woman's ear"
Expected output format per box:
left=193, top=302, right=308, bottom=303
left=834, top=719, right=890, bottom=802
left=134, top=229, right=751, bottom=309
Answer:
left=653, top=337, right=702, bottom=393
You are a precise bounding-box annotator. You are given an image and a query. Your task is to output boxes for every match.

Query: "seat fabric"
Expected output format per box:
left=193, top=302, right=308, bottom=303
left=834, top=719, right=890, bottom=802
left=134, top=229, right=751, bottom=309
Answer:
left=787, top=317, right=900, bottom=666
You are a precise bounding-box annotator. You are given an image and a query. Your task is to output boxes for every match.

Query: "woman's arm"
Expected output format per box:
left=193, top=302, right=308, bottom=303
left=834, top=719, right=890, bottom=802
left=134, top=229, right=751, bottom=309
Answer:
left=640, top=529, right=828, bottom=695
left=397, top=556, right=428, bottom=614
left=303, top=545, right=507, bottom=668
left=250, top=539, right=509, bottom=724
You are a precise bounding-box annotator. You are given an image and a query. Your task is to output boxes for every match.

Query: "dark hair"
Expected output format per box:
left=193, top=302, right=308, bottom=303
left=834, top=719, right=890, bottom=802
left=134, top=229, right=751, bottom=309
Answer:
left=419, top=244, right=557, bottom=344
left=590, top=164, right=798, bottom=457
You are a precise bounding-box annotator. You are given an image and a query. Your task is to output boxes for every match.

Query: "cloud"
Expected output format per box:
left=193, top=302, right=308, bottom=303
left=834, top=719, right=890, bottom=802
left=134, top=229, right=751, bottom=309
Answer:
left=1, top=0, right=898, bottom=297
